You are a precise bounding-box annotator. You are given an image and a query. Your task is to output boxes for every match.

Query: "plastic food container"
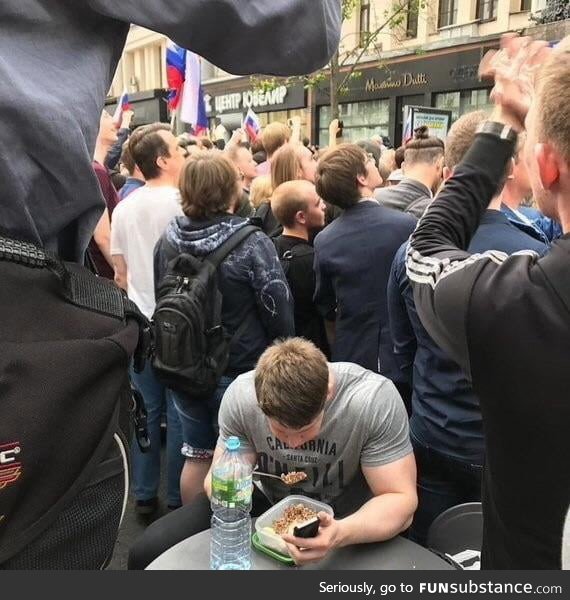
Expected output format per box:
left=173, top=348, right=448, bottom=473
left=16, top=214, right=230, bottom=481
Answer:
left=255, top=495, right=334, bottom=556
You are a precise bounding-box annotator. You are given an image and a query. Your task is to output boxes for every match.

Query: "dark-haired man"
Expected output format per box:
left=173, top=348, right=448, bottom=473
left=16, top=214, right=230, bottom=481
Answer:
left=313, top=145, right=416, bottom=406
left=111, top=123, right=186, bottom=515
left=375, top=127, right=444, bottom=218
left=129, top=338, right=416, bottom=568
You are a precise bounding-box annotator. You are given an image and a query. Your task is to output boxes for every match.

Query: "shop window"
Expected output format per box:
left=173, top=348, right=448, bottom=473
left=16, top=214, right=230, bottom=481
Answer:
left=406, top=0, right=419, bottom=38
left=438, top=0, right=458, bottom=28
left=258, top=109, right=309, bottom=140
left=477, top=0, right=498, bottom=20
left=318, top=99, right=390, bottom=146
left=359, top=0, right=371, bottom=47
left=434, top=89, right=492, bottom=122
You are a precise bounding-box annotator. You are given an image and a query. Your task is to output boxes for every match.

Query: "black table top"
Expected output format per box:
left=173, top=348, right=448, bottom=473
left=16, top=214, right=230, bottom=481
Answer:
left=147, top=528, right=454, bottom=570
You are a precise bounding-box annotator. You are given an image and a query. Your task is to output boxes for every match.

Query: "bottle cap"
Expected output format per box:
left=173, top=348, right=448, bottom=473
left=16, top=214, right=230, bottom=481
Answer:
left=226, top=436, right=240, bottom=451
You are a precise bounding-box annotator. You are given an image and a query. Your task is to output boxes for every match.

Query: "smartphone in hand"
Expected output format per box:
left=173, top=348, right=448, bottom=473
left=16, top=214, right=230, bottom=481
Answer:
left=293, top=516, right=321, bottom=538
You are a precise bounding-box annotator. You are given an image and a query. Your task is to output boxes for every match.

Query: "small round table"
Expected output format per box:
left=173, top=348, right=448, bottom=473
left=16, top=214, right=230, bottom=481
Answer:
left=146, top=530, right=454, bottom=570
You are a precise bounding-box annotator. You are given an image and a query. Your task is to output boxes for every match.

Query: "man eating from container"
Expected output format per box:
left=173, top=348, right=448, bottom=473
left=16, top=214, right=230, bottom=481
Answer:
left=208, top=337, right=417, bottom=565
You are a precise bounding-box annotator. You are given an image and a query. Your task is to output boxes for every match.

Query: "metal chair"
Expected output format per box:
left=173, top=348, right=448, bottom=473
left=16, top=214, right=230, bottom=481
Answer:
left=427, top=502, right=483, bottom=569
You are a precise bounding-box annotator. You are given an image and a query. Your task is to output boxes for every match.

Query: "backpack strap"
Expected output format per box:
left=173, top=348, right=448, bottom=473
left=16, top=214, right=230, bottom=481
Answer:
left=206, top=224, right=260, bottom=268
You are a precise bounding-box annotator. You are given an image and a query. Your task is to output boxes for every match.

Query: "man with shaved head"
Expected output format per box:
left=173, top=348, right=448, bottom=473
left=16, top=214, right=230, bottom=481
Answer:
left=272, top=180, right=329, bottom=354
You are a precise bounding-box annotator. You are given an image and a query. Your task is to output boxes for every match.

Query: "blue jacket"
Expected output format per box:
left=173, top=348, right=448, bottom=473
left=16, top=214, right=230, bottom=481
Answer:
left=501, top=204, right=562, bottom=246
left=118, top=177, right=145, bottom=201
left=388, top=209, right=548, bottom=463
left=314, top=200, right=416, bottom=378
left=154, top=214, right=294, bottom=376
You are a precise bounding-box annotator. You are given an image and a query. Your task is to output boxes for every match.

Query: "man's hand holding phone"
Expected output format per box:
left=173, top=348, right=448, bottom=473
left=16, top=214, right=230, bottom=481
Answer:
left=281, top=512, right=344, bottom=565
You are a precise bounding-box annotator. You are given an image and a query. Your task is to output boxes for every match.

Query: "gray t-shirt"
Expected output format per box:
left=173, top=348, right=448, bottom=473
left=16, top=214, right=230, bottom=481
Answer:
left=218, top=362, right=412, bottom=518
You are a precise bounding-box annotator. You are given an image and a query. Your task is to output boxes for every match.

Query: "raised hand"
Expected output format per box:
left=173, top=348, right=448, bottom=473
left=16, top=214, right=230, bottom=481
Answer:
left=479, top=34, right=551, bottom=130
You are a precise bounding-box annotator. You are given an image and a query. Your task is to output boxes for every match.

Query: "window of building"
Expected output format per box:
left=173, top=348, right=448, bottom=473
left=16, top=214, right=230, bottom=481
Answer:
left=476, top=0, right=498, bottom=20
left=258, top=109, right=309, bottom=140
left=438, top=0, right=458, bottom=28
left=434, top=89, right=492, bottom=122
left=359, top=0, right=371, bottom=47
left=520, top=0, right=531, bottom=9
left=318, top=99, right=390, bottom=146
left=406, top=0, right=419, bottom=38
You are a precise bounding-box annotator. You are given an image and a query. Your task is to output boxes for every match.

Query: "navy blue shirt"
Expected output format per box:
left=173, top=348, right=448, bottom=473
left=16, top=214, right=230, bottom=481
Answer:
left=388, top=209, right=548, bottom=463
left=501, top=204, right=562, bottom=245
left=314, top=200, right=416, bottom=378
left=118, top=177, right=145, bottom=201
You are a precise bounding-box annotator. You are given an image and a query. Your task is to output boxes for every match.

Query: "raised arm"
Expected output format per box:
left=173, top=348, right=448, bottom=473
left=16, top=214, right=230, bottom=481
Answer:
left=88, top=0, right=341, bottom=76
left=406, top=37, right=551, bottom=375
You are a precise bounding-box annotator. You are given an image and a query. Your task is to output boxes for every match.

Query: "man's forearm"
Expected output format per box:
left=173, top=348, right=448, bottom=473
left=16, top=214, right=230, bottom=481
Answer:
left=335, top=492, right=417, bottom=547
left=93, top=210, right=113, bottom=267
left=114, top=273, right=127, bottom=292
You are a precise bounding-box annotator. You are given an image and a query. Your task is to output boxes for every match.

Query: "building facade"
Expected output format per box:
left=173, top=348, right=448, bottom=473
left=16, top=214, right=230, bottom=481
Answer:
left=107, top=0, right=568, bottom=144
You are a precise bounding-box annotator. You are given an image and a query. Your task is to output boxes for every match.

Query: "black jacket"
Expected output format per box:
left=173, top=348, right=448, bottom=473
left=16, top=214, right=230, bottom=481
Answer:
left=406, top=131, right=570, bottom=570
left=314, top=200, right=416, bottom=379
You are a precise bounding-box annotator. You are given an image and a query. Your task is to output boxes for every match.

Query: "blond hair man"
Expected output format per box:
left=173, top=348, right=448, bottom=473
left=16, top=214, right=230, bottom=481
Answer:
left=272, top=181, right=328, bottom=354
left=208, top=338, right=416, bottom=565
left=255, top=122, right=291, bottom=176
left=130, top=338, right=417, bottom=568
left=406, top=35, right=570, bottom=569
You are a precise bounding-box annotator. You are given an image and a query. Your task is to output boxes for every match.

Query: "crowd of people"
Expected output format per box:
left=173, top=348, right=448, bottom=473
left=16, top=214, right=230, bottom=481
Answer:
left=76, top=33, right=570, bottom=572
left=2, top=0, right=568, bottom=572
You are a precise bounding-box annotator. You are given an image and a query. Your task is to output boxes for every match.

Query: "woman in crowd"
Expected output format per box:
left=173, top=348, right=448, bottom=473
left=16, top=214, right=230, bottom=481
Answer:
left=256, top=143, right=318, bottom=237
left=154, top=151, right=294, bottom=504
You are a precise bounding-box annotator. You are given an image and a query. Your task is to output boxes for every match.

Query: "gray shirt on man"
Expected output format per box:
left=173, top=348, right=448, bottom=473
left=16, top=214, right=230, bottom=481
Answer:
left=219, top=362, right=412, bottom=517
left=1, top=1, right=340, bottom=261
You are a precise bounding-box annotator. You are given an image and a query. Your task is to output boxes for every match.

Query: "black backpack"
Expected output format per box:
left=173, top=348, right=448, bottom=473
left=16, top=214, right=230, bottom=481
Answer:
left=152, top=225, right=259, bottom=398
left=0, top=235, right=149, bottom=569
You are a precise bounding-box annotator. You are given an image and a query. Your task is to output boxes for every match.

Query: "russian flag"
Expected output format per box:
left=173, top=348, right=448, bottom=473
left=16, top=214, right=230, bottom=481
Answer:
left=166, top=41, right=187, bottom=111
left=402, top=108, right=413, bottom=143
left=243, top=108, right=261, bottom=141
left=180, top=50, right=208, bottom=135
left=112, top=90, right=131, bottom=128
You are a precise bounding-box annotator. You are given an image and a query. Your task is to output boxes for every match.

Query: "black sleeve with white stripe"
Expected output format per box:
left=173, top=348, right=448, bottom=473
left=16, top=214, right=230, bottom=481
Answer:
left=405, top=132, right=515, bottom=377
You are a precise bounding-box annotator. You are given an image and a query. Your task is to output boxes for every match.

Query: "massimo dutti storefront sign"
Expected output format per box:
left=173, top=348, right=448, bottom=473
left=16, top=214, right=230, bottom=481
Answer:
left=364, top=72, right=429, bottom=92
left=315, top=48, right=490, bottom=105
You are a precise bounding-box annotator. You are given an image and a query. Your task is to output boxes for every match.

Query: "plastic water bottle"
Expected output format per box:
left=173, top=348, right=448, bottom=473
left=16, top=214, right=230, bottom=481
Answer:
left=210, top=436, right=253, bottom=570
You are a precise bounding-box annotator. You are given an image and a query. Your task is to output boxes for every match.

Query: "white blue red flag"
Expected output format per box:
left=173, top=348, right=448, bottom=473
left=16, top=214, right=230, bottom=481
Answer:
left=180, top=50, right=208, bottom=135
left=243, top=108, right=261, bottom=141
left=112, top=90, right=131, bottom=127
left=166, top=41, right=187, bottom=111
